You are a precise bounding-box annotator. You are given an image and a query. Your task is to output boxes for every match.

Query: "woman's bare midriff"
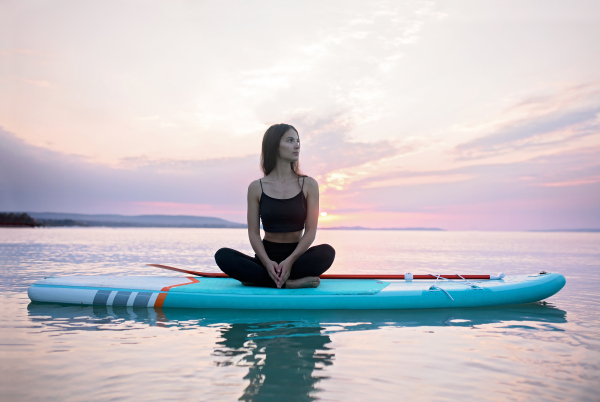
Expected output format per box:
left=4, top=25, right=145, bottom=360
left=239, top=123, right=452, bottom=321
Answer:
left=263, top=230, right=303, bottom=243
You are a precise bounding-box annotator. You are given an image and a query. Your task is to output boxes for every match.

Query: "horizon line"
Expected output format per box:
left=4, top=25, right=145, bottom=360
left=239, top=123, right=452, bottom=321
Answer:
left=2, top=212, right=599, bottom=232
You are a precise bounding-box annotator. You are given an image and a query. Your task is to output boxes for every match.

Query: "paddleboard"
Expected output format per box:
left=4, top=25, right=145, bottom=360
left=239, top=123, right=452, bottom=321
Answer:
left=28, top=272, right=565, bottom=310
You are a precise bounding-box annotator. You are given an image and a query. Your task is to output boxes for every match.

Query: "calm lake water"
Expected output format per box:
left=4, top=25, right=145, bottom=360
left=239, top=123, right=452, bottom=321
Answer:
left=1, top=228, right=599, bottom=401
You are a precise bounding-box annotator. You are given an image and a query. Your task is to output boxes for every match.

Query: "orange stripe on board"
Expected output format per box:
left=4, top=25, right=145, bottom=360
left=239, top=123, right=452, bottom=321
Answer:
left=154, top=276, right=199, bottom=308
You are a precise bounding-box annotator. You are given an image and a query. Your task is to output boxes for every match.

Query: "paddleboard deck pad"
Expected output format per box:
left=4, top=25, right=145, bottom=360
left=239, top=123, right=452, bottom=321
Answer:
left=28, top=273, right=565, bottom=310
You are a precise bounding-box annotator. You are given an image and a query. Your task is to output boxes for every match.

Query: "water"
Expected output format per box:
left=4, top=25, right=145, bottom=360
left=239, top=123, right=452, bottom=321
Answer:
left=1, top=228, right=599, bottom=401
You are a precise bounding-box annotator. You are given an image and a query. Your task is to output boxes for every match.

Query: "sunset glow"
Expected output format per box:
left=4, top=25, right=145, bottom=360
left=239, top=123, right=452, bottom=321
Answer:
left=1, top=1, right=599, bottom=230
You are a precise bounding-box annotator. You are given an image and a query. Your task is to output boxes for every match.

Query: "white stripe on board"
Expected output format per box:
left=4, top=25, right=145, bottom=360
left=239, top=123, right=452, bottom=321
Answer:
left=147, top=292, right=159, bottom=307
left=106, top=291, right=117, bottom=306
left=127, top=292, right=138, bottom=307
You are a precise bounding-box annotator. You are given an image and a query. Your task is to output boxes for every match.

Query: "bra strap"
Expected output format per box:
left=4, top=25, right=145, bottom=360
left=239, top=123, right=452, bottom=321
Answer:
left=301, top=177, right=305, bottom=190
left=259, top=179, right=263, bottom=192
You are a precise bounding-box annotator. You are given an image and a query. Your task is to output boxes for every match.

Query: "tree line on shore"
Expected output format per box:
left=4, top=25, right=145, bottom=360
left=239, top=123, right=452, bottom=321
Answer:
left=0, top=213, right=86, bottom=227
left=0, top=212, right=40, bottom=227
left=0, top=212, right=246, bottom=228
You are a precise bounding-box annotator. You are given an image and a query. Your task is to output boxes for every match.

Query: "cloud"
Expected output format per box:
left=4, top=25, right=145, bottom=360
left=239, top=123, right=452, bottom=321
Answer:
left=0, top=121, right=408, bottom=221
left=318, top=144, right=600, bottom=229
left=457, top=108, right=599, bottom=159
left=129, top=201, right=245, bottom=217
left=285, top=111, right=415, bottom=193
left=2, top=126, right=598, bottom=230
left=281, top=110, right=432, bottom=193
left=363, top=173, right=474, bottom=189
left=243, top=0, right=446, bottom=129
left=539, top=175, right=600, bottom=187
left=0, top=48, right=55, bottom=58
left=455, top=84, right=600, bottom=159
left=0, top=128, right=257, bottom=221
left=17, top=78, right=54, bottom=88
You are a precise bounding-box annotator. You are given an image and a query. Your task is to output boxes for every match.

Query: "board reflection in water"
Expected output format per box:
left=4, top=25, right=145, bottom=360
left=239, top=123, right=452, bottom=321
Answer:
left=26, top=302, right=568, bottom=331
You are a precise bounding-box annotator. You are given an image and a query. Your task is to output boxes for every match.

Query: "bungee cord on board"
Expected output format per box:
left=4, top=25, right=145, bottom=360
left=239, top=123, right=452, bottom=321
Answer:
left=425, top=272, right=502, bottom=301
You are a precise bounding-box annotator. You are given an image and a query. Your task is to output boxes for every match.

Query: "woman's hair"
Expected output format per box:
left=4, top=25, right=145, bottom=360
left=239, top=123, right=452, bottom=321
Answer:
left=260, top=123, right=305, bottom=177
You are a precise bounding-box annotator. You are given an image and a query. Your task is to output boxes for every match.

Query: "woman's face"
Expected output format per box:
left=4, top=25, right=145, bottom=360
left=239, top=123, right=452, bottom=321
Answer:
left=278, top=129, right=300, bottom=162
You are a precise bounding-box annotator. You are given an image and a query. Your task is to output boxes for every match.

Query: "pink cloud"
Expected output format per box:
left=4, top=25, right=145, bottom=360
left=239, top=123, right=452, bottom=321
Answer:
left=363, top=173, right=474, bottom=189
left=0, top=48, right=52, bottom=57
left=286, top=111, right=406, bottom=179
left=2, top=121, right=598, bottom=230
left=455, top=83, right=600, bottom=160
left=539, top=175, right=600, bottom=187
left=317, top=210, right=449, bottom=229
left=129, top=201, right=245, bottom=216
left=17, top=78, right=54, bottom=88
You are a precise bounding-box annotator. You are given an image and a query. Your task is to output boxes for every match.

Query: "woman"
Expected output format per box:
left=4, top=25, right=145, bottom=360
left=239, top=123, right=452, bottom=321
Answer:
left=215, top=123, right=335, bottom=289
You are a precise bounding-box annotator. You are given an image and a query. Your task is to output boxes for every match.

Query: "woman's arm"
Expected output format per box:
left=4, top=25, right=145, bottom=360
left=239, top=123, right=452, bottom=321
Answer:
left=275, top=176, right=319, bottom=288
left=247, top=180, right=280, bottom=284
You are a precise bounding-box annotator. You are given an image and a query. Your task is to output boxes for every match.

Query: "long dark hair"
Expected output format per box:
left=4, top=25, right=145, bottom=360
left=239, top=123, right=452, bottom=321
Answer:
left=260, top=123, right=305, bottom=178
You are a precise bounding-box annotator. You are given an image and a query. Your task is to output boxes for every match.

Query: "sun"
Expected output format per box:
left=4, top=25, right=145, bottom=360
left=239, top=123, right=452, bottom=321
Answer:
left=320, top=212, right=328, bottom=217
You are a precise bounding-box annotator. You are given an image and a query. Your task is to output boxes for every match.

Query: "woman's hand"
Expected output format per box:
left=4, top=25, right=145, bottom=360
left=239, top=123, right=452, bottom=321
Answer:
left=276, top=258, right=294, bottom=288
left=264, top=259, right=281, bottom=285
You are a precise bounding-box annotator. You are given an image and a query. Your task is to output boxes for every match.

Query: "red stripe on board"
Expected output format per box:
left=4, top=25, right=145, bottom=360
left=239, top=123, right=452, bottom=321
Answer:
left=154, top=276, right=200, bottom=308
left=148, top=264, right=225, bottom=277
left=146, top=264, right=492, bottom=280
left=321, top=274, right=491, bottom=280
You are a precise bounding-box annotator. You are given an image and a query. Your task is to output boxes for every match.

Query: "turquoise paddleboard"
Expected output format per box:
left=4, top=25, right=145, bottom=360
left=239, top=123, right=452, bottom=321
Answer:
left=28, top=272, right=565, bottom=310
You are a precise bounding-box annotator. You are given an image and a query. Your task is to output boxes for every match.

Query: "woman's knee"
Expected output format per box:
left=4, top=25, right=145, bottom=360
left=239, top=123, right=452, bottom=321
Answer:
left=214, top=247, right=234, bottom=265
left=317, top=244, right=336, bottom=265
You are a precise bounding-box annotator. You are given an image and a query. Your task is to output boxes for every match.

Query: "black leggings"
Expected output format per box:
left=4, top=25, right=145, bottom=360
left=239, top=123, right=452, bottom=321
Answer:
left=215, top=240, right=335, bottom=287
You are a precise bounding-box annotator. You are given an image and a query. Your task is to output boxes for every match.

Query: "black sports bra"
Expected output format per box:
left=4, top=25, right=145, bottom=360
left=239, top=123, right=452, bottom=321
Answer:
left=259, top=177, right=307, bottom=233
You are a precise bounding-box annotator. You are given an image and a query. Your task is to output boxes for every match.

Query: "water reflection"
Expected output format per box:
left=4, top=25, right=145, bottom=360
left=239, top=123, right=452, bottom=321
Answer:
left=27, top=302, right=567, bottom=401
left=214, top=322, right=333, bottom=401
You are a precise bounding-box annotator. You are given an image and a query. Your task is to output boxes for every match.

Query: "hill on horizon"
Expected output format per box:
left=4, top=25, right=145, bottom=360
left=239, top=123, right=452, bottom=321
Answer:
left=27, top=212, right=246, bottom=228
left=321, top=226, right=445, bottom=231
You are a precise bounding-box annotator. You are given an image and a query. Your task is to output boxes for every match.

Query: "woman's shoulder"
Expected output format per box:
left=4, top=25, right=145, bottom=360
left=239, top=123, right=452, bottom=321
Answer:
left=302, top=175, right=318, bottom=184
left=301, top=175, right=319, bottom=190
left=248, top=179, right=263, bottom=194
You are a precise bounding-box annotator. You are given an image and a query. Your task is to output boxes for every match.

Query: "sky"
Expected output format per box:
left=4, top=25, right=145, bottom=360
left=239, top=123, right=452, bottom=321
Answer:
left=1, top=0, right=599, bottom=230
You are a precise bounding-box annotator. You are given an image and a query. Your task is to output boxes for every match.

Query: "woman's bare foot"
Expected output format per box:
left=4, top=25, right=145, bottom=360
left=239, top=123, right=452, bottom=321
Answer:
left=284, top=276, right=320, bottom=289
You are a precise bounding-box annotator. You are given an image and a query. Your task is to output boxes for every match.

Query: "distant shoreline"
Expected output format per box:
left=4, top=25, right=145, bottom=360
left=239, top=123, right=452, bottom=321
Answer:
left=528, top=229, right=600, bottom=233
left=1, top=212, right=598, bottom=232
left=320, top=226, right=445, bottom=231
left=2, top=212, right=247, bottom=229
left=31, top=223, right=247, bottom=228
